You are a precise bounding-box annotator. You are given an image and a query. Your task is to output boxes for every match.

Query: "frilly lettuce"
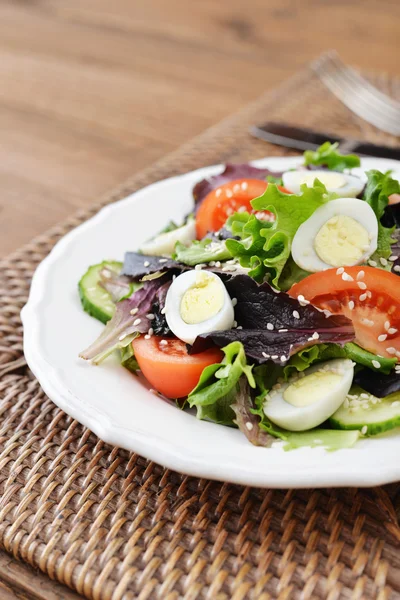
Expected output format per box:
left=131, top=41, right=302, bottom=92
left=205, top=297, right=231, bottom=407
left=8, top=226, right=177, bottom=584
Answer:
left=225, top=181, right=331, bottom=287
left=303, top=141, right=360, bottom=172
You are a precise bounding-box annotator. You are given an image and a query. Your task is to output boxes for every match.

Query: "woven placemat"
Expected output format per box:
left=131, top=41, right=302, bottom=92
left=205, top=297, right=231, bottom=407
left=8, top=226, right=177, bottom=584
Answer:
left=1, top=63, right=400, bottom=600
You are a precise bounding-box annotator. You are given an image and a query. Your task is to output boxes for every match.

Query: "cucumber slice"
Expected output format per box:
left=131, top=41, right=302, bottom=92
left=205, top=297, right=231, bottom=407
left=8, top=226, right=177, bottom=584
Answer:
left=79, top=261, right=122, bottom=324
left=330, top=386, right=400, bottom=436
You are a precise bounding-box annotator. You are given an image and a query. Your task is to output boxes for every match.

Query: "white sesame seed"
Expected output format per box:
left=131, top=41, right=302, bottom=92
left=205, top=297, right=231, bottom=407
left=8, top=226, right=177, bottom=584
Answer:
left=149, top=388, right=158, bottom=395
left=372, top=360, right=381, bottom=369
left=130, top=307, right=139, bottom=315
left=386, top=347, right=397, bottom=354
left=146, top=313, right=155, bottom=320
left=172, top=274, right=176, bottom=281
left=389, top=255, right=399, bottom=262
left=216, top=188, right=222, bottom=198
left=384, top=321, right=391, bottom=331
left=236, top=325, right=243, bottom=330
left=312, top=332, right=320, bottom=340
left=368, top=260, right=378, bottom=267
left=360, top=393, right=369, bottom=399
left=231, top=297, right=238, bottom=307
left=241, top=182, right=248, bottom=191
left=267, top=323, right=274, bottom=331
left=378, top=334, right=388, bottom=342
left=238, top=205, right=247, bottom=213
left=262, top=352, right=268, bottom=358
left=361, top=426, right=368, bottom=435
left=194, top=263, right=204, bottom=270
left=280, top=355, right=287, bottom=362
left=233, top=184, right=240, bottom=193
left=144, top=334, right=151, bottom=340
left=159, top=340, right=168, bottom=346
left=357, top=281, right=367, bottom=290
left=342, top=272, right=354, bottom=282
left=359, top=293, right=367, bottom=302
left=148, top=328, right=154, bottom=336
left=292, top=310, right=300, bottom=319
left=119, top=333, right=127, bottom=341
left=356, top=271, right=365, bottom=281
left=144, top=261, right=150, bottom=267
left=133, top=318, right=142, bottom=326
left=226, top=189, right=233, bottom=198
left=215, top=261, right=221, bottom=268
left=394, top=266, right=400, bottom=273
left=348, top=300, right=355, bottom=310
left=367, top=291, right=372, bottom=298
left=388, top=328, right=398, bottom=335
left=233, top=320, right=238, bottom=328
left=271, top=355, right=278, bottom=360
left=161, top=307, right=166, bottom=315
left=279, top=328, right=288, bottom=333
left=336, top=267, right=345, bottom=275
left=380, top=257, right=388, bottom=266
left=246, top=422, right=254, bottom=431
left=361, top=318, right=375, bottom=327
left=209, top=261, right=215, bottom=267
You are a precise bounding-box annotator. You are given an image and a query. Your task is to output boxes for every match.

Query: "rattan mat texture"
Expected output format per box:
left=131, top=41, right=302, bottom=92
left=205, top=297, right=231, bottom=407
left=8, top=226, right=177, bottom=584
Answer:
left=1, top=65, right=400, bottom=600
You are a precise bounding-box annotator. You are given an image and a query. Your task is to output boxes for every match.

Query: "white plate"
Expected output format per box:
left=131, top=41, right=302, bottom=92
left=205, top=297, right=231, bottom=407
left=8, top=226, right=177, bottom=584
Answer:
left=22, top=156, right=400, bottom=489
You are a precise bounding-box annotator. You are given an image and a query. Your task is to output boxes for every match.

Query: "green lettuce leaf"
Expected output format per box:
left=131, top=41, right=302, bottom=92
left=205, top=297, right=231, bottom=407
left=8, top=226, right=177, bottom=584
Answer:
left=266, top=174, right=283, bottom=186
left=363, top=170, right=400, bottom=266
left=188, top=341, right=255, bottom=424
left=174, top=239, right=232, bottom=266
left=303, top=141, right=360, bottom=172
left=226, top=181, right=331, bottom=286
left=282, top=429, right=360, bottom=451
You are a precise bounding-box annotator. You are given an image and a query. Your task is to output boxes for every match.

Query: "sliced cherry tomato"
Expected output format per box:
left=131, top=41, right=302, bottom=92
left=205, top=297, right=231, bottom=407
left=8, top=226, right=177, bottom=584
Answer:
left=289, top=266, right=400, bottom=359
left=132, top=336, right=223, bottom=398
left=195, top=179, right=290, bottom=239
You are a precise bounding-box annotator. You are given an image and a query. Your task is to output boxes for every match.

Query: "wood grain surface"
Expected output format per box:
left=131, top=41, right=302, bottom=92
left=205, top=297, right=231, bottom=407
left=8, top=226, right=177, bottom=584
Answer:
left=0, top=0, right=398, bottom=255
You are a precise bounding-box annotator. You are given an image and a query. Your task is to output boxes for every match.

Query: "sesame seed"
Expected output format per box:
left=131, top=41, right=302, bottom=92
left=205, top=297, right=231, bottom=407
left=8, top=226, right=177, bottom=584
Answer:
left=144, top=261, right=150, bottom=267
left=231, top=297, right=238, bottom=307
left=146, top=313, right=155, bottom=320
left=209, top=261, right=215, bottom=267
left=119, top=333, right=127, bottom=341
left=342, top=272, right=354, bottom=282
left=215, top=261, right=221, bottom=268
left=130, top=307, right=139, bottom=315
left=372, top=360, right=381, bottom=369
left=133, top=318, right=142, bottom=326
left=267, top=323, right=274, bottom=330
left=357, top=281, right=367, bottom=290
left=348, top=300, right=355, bottom=310
left=384, top=321, right=391, bottom=331
left=359, top=293, right=367, bottom=302
left=172, top=274, right=176, bottom=281
left=394, top=265, right=400, bottom=273
left=292, top=310, right=300, bottom=319
left=361, top=426, right=368, bottom=435
left=279, top=328, right=288, bottom=333
left=388, top=328, right=398, bottom=335
left=241, top=181, right=248, bottom=190
left=161, top=307, right=166, bottom=315
left=361, top=318, right=375, bottom=327
left=367, top=291, right=372, bottom=298
left=271, top=355, right=278, bottom=360
left=159, top=258, right=168, bottom=263
left=336, top=267, right=345, bottom=275
left=233, top=320, right=238, bottom=328
left=236, top=325, right=243, bottom=330
left=360, top=393, right=369, bottom=399
left=159, top=340, right=168, bottom=346
left=297, top=294, right=310, bottom=306
left=368, top=260, right=378, bottom=267
left=389, top=255, right=399, bottom=262
left=245, top=422, right=254, bottom=431
left=280, top=355, right=287, bottom=362
left=262, top=352, right=268, bottom=358
left=356, top=271, right=365, bottom=281
left=312, top=332, right=320, bottom=340
left=386, top=347, right=397, bottom=354
left=216, top=188, right=222, bottom=198
left=194, top=263, right=204, bottom=270
left=148, top=328, right=154, bottom=336
left=378, top=334, right=387, bottom=342
left=226, top=189, right=233, bottom=198
left=233, top=184, right=241, bottom=193
left=144, top=334, right=151, bottom=340
left=149, top=388, right=157, bottom=395
left=380, top=257, right=388, bottom=266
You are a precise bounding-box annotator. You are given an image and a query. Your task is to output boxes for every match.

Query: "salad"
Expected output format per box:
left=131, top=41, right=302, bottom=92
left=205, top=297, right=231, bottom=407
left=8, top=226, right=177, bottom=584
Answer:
left=79, top=142, right=400, bottom=451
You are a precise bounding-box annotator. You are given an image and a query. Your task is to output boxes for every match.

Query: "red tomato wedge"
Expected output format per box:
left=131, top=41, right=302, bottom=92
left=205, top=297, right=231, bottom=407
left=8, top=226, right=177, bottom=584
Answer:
left=289, top=266, right=400, bottom=359
left=132, top=336, right=223, bottom=399
left=195, top=178, right=290, bottom=239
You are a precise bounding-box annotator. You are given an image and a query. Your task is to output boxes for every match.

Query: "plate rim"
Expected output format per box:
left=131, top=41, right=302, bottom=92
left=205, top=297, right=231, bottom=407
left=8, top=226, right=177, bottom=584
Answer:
left=22, top=156, right=400, bottom=488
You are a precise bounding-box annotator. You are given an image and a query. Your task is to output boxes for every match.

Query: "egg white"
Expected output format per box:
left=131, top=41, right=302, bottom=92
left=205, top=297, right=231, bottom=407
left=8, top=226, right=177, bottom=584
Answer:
left=164, top=270, right=234, bottom=345
left=263, top=359, right=354, bottom=431
left=291, top=198, right=378, bottom=272
left=139, top=219, right=196, bottom=256
left=282, top=169, right=364, bottom=198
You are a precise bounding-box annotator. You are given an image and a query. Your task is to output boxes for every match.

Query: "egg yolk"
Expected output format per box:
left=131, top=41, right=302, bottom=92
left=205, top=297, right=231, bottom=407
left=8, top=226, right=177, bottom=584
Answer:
left=180, top=272, right=224, bottom=324
left=314, top=215, right=370, bottom=267
left=301, top=172, right=346, bottom=189
left=283, top=371, right=343, bottom=407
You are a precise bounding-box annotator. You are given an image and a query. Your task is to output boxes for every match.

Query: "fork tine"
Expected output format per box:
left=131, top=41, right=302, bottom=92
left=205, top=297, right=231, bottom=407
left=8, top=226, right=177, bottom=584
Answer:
left=312, top=52, right=400, bottom=135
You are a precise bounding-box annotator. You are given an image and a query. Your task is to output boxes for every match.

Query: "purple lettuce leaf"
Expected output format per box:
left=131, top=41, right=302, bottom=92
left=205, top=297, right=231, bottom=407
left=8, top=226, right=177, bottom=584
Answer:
left=80, top=277, right=171, bottom=363
left=354, top=369, right=400, bottom=398
left=122, top=253, right=180, bottom=279
left=191, top=274, right=354, bottom=365
left=231, top=378, right=276, bottom=447
left=193, top=163, right=283, bottom=209
left=99, top=265, right=134, bottom=302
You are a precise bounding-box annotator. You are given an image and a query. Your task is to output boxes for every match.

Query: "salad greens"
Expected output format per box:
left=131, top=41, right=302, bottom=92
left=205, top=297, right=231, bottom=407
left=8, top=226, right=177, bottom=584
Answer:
left=303, top=141, right=361, bottom=172
left=226, top=180, right=332, bottom=287
left=174, top=238, right=232, bottom=265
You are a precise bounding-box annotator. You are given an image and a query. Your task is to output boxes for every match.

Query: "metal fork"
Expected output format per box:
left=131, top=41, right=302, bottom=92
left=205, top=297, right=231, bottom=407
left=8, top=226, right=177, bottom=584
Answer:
left=312, top=51, right=400, bottom=136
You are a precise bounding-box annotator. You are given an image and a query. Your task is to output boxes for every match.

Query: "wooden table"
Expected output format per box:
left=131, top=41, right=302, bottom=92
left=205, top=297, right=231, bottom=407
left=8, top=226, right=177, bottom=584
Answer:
left=0, top=0, right=398, bottom=256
